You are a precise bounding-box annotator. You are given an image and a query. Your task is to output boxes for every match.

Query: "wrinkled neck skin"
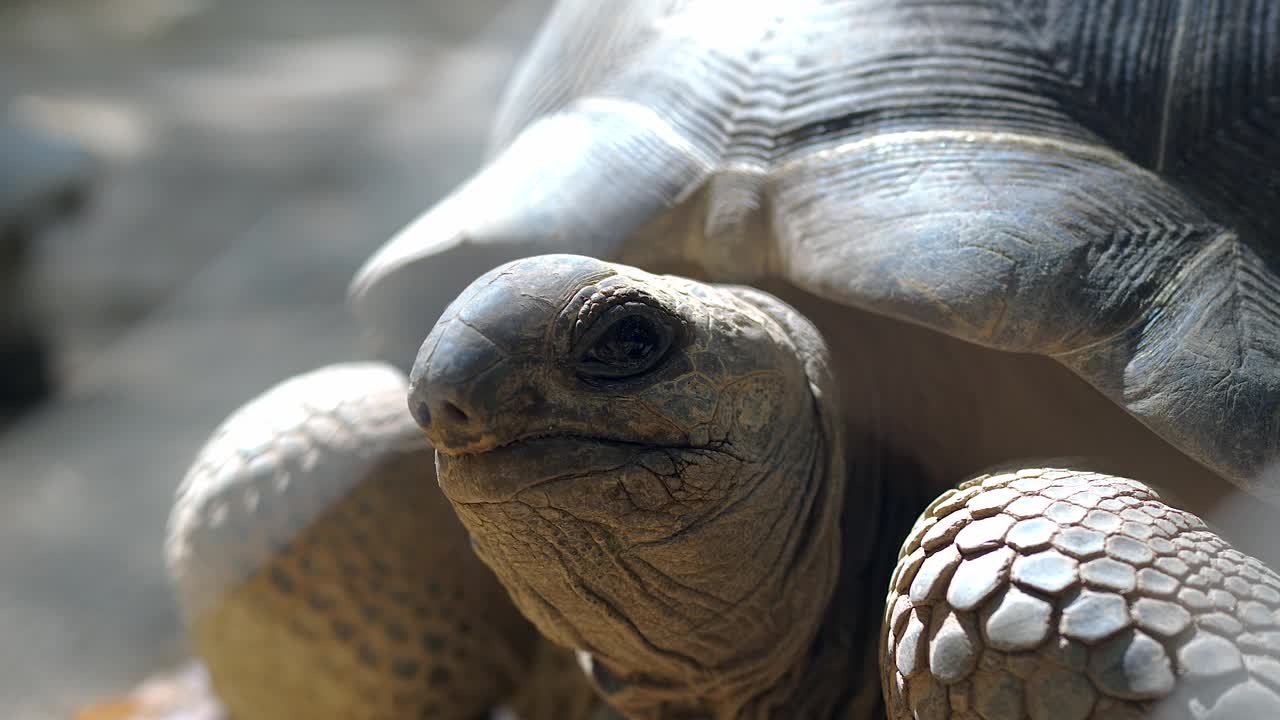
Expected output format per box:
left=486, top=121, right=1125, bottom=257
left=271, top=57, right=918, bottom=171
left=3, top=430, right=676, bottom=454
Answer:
left=791, top=430, right=936, bottom=720
left=437, top=285, right=899, bottom=719
left=590, top=434, right=845, bottom=719
left=447, top=414, right=849, bottom=720
left=576, top=426, right=932, bottom=720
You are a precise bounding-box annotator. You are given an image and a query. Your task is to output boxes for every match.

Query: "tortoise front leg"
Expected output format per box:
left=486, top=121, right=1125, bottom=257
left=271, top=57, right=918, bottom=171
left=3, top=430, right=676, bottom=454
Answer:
left=882, top=467, right=1280, bottom=720
left=168, top=363, right=598, bottom=720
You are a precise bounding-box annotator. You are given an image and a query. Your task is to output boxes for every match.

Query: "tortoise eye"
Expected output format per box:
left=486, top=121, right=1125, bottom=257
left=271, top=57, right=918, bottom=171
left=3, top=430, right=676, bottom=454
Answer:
left=576, top=305, right=677, bottom=380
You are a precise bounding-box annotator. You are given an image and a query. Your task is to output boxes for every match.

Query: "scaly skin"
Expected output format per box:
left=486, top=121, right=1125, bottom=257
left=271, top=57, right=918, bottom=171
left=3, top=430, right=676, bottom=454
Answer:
left=166, top=363, right=601, bottom=720
left=413, top=256, right=846, bottom=718
left=885, top=467, right=1280, bottom=720
left=411, top=255, right=1280, bottom=719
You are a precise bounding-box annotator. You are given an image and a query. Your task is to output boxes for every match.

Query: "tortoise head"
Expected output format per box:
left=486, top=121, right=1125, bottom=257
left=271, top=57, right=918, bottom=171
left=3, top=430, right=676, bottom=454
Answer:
left=409, top=254, right=846, bottom=711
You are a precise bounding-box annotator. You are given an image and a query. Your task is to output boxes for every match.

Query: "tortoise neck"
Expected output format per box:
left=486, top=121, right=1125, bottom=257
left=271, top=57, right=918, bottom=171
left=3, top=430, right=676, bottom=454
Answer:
left=752, top=432, right=935, bottom=719
left=586, top=418, right=848, bottom=719
left=593, top=431, right=931, bottom=719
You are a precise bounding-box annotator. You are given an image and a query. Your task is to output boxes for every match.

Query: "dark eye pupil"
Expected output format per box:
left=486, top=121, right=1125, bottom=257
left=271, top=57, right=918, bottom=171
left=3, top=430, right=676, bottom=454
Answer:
left=597, top=315, right=657, bottom=363
left=576, top=308, right=676, bottom=381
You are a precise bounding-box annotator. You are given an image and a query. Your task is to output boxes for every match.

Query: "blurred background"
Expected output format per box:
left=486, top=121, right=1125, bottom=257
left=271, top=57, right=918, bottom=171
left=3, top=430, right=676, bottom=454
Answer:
left=0, top=0, right=550, bottom=716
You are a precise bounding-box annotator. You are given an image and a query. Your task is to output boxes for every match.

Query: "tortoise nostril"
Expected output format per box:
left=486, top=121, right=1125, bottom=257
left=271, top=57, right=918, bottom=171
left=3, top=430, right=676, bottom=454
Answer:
left=412, top=401, right=432, bottom=429
left=442, top=401, right=469, bottom=425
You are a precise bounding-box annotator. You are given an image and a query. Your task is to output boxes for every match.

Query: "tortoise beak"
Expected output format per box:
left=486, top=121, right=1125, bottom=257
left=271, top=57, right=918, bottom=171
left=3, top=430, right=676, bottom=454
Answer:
left=406, top=254, right=615, bottom=454
left=408, top=304, right=511, bottom=454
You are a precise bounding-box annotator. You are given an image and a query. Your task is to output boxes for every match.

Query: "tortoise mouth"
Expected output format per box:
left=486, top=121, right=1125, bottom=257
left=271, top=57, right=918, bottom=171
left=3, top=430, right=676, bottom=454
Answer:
left=435, top=434, right=664, bottom=504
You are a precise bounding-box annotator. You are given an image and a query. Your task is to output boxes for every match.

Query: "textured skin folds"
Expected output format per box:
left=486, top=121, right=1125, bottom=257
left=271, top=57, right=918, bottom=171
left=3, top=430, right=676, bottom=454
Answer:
left=358, top=0, right=1280, bottom=497
left=414, top=259, right=1280, bottom=719
left=415, top=256, right=850, bottom=719
left=166, top=363, right=598, bottom=720
left=173, top=0, right=1280, bottom=717
left=884, top=468, right=1280, bottom=720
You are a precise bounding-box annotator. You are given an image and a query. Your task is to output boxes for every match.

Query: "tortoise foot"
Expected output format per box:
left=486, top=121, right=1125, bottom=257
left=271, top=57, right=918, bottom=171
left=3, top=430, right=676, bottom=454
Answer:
left=883, top=467, right=1280, bottom=719
left=168, top=363, right=602, bottom=720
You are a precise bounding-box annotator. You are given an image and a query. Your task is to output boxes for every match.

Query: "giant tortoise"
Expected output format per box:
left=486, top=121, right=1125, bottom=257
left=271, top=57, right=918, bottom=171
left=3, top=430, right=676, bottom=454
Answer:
left=166, top=1, right=1280, bottom=719
left=412, top=254, right=1280, bottom=720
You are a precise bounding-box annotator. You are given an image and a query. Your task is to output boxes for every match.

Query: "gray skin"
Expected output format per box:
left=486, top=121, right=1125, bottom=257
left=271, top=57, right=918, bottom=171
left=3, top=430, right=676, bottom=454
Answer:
left=410, top=255, right=1280, bottom=719
left=352, top=0, right=1280, bottom=502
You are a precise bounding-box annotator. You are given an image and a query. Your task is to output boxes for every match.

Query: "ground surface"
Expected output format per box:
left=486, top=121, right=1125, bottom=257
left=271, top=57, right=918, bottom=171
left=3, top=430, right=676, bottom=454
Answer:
left=0, top=1, right=549, bottom=716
